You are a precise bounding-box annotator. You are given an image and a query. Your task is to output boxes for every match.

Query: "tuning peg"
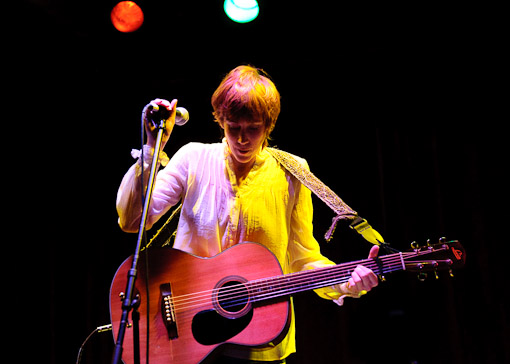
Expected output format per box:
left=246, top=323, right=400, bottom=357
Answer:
left=418, top=272, right=428, bottom=282
left=434, top=270, right=439, bottom=280
left=439, top=237, right=447, bottom=243
left=427, top=239, right=433, bottom=248
left=378, top=275, right=387, bottom=282
left=411, top=241, right=420, bottom=250
left=449, top=269, right=454, bottom=278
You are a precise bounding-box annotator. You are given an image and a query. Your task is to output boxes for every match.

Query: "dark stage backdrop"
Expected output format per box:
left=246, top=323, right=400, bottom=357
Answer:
left=14, top=1, right=506, bottom=364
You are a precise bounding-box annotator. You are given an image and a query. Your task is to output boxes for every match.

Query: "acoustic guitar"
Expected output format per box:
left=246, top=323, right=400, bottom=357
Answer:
left=110, top=239, right=465, bottom=364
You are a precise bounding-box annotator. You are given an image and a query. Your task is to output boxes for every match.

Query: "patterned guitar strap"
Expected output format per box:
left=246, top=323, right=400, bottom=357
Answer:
left=267, top=148, right=384, bottom=245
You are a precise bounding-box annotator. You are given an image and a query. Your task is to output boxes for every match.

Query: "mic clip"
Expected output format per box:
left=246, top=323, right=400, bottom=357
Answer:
left=147, top=105, right=170, bottom=129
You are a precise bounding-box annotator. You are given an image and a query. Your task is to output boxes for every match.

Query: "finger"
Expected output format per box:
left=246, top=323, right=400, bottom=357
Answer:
left=354, top=267, right=373, bottom=291
left=361, top=272, right=379, bottom=291
left=168, top=99, right=178, bottom=113
left=149, top=98, right=169, bottom=111
left=165, top=99, right=178, bottom=126
left=368, top=245, right=380, bottom=259
left=356, top=266, right=379, bottom=290
left=346, top=278, right=354, bottom=292
left=149, top=100, right=160, bottom=110
left=158, top=98, right=172, bottom=110
left=159, top=99, right=178, bottom=144
left=349, top=271, right=362, bottom=291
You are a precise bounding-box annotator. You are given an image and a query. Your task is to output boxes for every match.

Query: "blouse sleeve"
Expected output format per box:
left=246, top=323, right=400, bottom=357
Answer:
left=116, top=144, right=189, bottom=233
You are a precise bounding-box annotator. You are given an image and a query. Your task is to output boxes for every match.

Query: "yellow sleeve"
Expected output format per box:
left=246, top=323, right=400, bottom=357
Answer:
left=285, top=158, right=342, bottom=300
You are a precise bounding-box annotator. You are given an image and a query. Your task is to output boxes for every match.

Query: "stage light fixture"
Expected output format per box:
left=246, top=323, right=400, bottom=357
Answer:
left=111, top=1, right=144, bottom=33
left=224, top=0, right=259, bottom=23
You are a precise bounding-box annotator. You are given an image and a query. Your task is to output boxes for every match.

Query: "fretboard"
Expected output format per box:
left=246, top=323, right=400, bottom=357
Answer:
left=247, top=252, right=408, bottom=302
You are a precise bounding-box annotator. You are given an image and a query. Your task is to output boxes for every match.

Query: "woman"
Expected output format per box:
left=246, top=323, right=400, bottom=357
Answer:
left=117, top=65, right=378, bottom=363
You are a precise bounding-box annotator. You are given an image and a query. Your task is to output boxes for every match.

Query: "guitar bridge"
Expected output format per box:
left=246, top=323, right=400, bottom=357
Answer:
left=160, top=283, right=178, bottom=340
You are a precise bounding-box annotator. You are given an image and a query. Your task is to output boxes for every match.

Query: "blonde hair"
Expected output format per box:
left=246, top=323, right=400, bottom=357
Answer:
left=211, top=65, right=281, bottom=146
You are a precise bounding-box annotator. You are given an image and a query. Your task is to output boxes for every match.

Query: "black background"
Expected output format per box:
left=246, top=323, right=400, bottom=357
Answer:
left=13, top=1, right=507, bottom=363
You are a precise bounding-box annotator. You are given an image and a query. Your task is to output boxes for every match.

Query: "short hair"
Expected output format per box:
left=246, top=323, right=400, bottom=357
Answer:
left=211, top=65, right=281, bottom=145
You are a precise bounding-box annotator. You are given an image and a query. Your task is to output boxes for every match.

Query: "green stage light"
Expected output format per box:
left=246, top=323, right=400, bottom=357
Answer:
left=224, top=0, right=259, bottom=23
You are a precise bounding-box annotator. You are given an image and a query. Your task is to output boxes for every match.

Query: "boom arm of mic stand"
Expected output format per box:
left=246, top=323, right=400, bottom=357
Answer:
left=112, top=121, right=166, bottom=364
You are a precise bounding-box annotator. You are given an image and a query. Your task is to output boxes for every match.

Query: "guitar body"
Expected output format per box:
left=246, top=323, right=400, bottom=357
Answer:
left=110, top=243, right=291, bottom=364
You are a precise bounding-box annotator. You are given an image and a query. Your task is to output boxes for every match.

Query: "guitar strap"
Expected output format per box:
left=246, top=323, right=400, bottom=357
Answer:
left=267, top=147, right=384, bottom=245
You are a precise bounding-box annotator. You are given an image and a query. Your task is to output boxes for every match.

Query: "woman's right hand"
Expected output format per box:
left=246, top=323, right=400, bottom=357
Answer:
left=142, top=98, right=178, bottom=149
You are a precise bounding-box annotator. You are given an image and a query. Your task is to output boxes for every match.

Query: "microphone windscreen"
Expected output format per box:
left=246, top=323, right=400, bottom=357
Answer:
left=175, top=107, right=190, bottom=126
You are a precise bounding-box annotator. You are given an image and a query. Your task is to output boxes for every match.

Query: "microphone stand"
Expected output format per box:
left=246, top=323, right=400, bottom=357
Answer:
left=112, top=118, right=167, bottom=364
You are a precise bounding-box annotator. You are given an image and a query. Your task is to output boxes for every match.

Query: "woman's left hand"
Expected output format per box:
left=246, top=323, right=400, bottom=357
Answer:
left=333, top=245, right=380, bottom=306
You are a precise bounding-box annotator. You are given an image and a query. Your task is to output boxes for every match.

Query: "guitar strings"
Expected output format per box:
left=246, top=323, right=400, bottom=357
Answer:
left=159, top=260, right=409, bottom=321
left=162, top=247, right=443, bottom=314
left=165, top=252, right=421, bottom=314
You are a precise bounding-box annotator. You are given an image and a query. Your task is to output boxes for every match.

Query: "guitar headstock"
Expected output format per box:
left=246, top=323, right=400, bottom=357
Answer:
left=404, top=238, right=465, bottom=280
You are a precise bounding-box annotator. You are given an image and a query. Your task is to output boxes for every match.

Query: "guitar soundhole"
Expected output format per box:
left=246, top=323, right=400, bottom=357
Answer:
left=213, top=276, right=252, bottom=319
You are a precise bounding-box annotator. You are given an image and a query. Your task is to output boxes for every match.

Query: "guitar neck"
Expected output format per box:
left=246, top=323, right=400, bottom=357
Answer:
left=247, top=252, right=406, bottom=302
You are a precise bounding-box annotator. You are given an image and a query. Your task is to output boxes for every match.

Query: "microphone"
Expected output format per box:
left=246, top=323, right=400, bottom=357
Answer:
left=148, top=105, right=190, bottom=126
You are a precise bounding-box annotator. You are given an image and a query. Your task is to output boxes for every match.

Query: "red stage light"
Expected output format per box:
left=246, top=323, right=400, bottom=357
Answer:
left=111, top=1, right=144, bottom=33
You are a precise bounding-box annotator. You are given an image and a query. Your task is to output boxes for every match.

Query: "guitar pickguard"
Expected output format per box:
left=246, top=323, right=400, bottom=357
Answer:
left=192, top=308, right=254, bottom=346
